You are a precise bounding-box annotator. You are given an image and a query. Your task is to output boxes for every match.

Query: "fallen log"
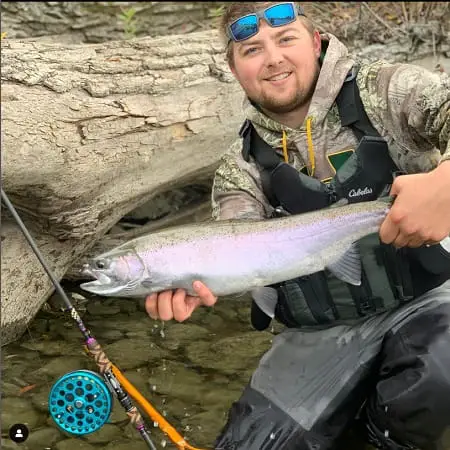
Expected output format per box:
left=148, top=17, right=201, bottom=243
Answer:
left=1, top=29, right=242, bottom=240
left=1, top=29, right=244, bottom=345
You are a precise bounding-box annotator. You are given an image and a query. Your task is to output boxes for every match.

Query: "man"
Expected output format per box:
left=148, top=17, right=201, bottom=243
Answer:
left=146, top=2, right=450, bottom=449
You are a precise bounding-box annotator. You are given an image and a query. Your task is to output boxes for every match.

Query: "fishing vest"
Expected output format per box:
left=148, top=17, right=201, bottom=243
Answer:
left=240, top=66, right=450, bottom=330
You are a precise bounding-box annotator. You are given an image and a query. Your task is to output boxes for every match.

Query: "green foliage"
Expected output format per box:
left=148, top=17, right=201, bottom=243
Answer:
left=208, top=4, right=226, bottom=19
left=117, top=6, right=138, bottom=40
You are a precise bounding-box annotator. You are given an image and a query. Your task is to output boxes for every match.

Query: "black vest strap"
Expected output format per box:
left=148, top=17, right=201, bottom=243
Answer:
left=241, top=119, right=281, bottom=169
left=241, top=119, right=285, bottom=207
left=335, top=66, right=380, bottom=141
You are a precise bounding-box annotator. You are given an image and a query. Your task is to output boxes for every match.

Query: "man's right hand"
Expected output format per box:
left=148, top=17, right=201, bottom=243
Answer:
left=145, top=281, right=217, bottom=322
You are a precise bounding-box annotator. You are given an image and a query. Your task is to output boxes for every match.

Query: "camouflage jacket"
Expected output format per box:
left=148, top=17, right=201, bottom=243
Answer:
left=211, top=33, right=450, bottom=221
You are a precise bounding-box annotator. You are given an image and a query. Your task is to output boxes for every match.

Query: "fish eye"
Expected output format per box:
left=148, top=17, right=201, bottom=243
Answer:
left=94, top=259, right=108, bottom=270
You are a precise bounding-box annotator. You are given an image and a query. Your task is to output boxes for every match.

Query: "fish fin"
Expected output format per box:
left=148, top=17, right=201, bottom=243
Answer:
left=251, top=286, right=279, bottom=319
left=326, top=243, right=362, bottom=286
left=140, top=278, right=153, bottom=288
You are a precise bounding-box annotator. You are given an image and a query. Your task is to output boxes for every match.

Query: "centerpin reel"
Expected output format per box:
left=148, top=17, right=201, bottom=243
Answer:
left=48, top=370, right=113, bottom=436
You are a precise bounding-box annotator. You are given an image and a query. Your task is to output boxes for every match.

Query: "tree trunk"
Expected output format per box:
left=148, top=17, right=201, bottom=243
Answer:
left=1, top=29, right=243, bottom=345
left=1, top=29, right=241, bottom=240
left=1, top=2, right=223, bottom=43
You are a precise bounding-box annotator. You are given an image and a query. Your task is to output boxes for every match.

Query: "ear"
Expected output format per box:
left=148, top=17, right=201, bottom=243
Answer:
left=312, top=30, right=321, bottom=58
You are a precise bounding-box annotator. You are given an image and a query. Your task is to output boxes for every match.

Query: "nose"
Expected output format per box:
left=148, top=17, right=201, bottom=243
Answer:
left=264, top=41, right=284, bottom=68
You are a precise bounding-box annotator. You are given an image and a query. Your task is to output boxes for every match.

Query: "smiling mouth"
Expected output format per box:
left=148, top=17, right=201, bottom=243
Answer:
left=265, top=72, right=292, bottom=82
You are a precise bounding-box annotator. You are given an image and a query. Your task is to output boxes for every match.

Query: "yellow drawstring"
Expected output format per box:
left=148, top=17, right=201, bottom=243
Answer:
left=282, top=119, right=315, bottom=175
left=282, top=130, right=288, bottom=163
left=305, top=116, right=315, bottom=177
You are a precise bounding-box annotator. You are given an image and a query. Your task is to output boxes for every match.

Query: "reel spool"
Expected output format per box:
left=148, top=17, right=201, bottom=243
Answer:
left=49, top=370, right=113, bottom=436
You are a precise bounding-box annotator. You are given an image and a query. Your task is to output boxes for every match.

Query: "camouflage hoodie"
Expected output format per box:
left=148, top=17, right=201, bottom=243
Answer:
left=211, top=33, right=450, bottom=221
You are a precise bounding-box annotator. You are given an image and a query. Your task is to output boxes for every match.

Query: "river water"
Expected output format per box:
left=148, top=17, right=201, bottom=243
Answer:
left=1, top=289, right=282, bottom=450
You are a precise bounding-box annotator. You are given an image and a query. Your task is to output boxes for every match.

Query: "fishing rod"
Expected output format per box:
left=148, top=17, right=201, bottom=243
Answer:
left=1, top=188, right=206, bottom=450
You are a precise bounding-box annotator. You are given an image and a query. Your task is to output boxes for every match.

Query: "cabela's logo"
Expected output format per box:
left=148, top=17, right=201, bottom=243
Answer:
left=348, top=187, right=373, bottom=198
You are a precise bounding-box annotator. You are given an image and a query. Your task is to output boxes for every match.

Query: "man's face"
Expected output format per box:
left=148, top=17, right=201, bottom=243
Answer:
left=230, top=19, right=322, bottom=115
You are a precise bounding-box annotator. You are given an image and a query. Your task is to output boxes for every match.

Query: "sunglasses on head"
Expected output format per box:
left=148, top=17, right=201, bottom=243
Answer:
left=227, top=2, right=305, bottom=43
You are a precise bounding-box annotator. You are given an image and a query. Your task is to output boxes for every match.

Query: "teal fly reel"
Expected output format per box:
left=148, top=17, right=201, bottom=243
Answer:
left=49, top=370, right=113, bottom=436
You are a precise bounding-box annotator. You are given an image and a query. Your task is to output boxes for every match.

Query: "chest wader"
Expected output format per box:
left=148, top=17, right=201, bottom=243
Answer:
left=240, top=67, right=450, bottom=330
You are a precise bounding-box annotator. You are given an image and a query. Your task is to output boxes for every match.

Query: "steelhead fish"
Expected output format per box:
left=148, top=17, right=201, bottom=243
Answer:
left=80, top=198, right=393, bottom=304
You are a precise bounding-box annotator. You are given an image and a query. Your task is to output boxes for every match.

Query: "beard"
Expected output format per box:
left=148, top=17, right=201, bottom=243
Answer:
left=250, top=61, right=321, bottom=115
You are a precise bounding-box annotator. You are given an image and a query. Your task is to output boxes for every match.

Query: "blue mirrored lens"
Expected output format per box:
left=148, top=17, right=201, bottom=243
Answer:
left=230, top=15, right=258, bottom=41
left=264, top=3, right=295, bottom=27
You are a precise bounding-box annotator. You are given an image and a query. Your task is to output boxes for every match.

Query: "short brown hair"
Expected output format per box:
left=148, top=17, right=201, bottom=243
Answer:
left=219, top=2, right=316, bottom=67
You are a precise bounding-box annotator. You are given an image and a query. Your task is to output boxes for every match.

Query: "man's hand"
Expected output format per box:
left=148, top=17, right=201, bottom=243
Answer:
left=145, top=281, right=218, bottom=322
left=380, top=161, right=450, bottom=248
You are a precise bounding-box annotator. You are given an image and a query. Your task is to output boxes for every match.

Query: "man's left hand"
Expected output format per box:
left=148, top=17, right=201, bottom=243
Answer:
left=380, top=161, right=450, bottom=248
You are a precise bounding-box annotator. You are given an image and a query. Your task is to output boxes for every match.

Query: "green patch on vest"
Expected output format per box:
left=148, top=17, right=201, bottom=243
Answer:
left=298, top=148, right=354, bottom=183
left=327, top=149, right=354, bottom=172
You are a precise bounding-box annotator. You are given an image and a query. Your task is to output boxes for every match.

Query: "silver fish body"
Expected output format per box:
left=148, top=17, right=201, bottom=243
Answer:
left=80, top=199, right=391, bottom=298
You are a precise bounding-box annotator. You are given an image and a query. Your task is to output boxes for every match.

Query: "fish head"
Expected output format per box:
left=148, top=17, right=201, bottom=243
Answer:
left=79, top=248, right=147, bottom=297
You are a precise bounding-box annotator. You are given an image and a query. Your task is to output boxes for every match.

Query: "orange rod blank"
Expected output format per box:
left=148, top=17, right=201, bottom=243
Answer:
left=111, top=363, right=207, bottom=450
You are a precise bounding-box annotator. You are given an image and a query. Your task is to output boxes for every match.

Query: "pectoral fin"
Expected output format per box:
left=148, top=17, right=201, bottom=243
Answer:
left=251, top=286, right=279, bottom=319
left=326, top=243, right=362, bottom=286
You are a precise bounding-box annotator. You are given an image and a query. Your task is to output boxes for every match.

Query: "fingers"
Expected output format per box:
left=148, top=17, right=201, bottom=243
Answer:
left=145, top=281, right=217, bottom=323
left=172, top=288, right=198, bottom=322
left=379, top=215, right=438, bottom=248
left=379, top=200, right=419, bottom=248
left=145, top=290, right=180, bottom=321
left=156, top=289, right=178, bottom=321
left=192, top=281, right=218, bottom=306
left=405, top=236, right=426, bottom=248
left=379, top=215, right=400, bottom=245
left=145, top=293, right=158, bottom=319
left=173, top=282, right=217, bottom=321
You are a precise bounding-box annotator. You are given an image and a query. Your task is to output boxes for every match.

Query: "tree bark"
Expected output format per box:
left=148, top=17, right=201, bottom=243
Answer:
left=1, top=2, right=222, bottom=43
left=1, top=29, right=240, bottom=240
left=1, top=29, right=243, bottom=345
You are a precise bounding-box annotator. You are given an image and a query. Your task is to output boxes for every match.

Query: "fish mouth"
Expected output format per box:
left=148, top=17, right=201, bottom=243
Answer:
left=79, top=265, right=123, bottom=295
left=79, top=278, right=125, bottom=295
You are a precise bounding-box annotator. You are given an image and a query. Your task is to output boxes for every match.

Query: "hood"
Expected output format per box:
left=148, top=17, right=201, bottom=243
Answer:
left=242, top=33, right=355, bottom=144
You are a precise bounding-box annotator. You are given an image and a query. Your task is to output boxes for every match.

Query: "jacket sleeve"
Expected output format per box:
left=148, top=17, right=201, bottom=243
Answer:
left=211, top=140, right=269, bottom=221
left=357, top=61, right=450, bottom=173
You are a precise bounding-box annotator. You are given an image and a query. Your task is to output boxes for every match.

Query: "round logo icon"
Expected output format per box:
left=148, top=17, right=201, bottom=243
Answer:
left=9, top=423, right=29, bottom=443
